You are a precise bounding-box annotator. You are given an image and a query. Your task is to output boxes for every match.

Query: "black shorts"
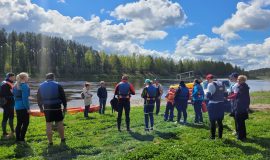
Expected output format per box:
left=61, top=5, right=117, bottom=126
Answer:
left=44, top=109, right=64, bottom=122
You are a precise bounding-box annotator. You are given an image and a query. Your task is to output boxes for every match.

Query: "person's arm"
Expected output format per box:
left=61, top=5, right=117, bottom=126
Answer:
left=159, top=85, right=163, bottom=96
left=58, top=85, right=67, bottom=110
left=97, top=88, right=101, bottom=98
left=129, top=83, right=135, bottom=95
left=192, top=86, right=198, bottom=97
left=37, top=88, right=44, bottom=112
left=105, top=88, right=107, bottom=99
left=141, top=88, right=147, bottom=99
left=21, top=84, right=30, bottom=110
left=114, top=84, right=119, bottom=96
left=206, top=83, right=216, bottom=99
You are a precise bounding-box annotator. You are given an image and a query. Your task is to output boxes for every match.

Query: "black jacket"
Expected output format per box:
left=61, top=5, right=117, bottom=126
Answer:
left=235, top=83, right=250, bottom=115
left=97, top=87, right=107, bottom=99
left=0, top=79, right=15, bottom=107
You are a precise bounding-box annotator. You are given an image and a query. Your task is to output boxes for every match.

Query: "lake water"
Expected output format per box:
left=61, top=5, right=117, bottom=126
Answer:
left=1, top=79, right=270, bottom=109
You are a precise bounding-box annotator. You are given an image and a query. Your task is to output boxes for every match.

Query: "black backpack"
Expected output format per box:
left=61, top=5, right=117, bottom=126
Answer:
left=110, top=96, right=118, bottom=112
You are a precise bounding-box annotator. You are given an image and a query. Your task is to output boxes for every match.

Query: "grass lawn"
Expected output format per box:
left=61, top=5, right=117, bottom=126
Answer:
left=250, top=91, right=270, bottom=105
left=1, top=104, right=270, bottom=160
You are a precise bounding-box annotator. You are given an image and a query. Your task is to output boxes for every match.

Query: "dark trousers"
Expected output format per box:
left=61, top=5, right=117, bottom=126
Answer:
left=164, top=102, right=174, bottom=121
left=194, top=100, right=203, bottom=123
left=2, top=104, right=14, bottom=135
left=99, top=98, right=107, bottom=114
left=235, top=115, right=247, bottom=140
left=15, top=109, right=29, bottom=141
left=84, top=105, right=90, bottom=117
left=117, top=99, right=130, bottom=130
left=175, top=100, right=188, bottom=123
left=155, top=98, right=161, bottom=115
left=144, top=100, right=155, bottom=129
left=210, top=119, right=223, bottom=138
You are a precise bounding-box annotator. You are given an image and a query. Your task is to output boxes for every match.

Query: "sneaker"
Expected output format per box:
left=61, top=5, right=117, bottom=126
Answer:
left=145, top=128, right=150, bottom=132
left=61, top=138, right=66, bottom=144
left=127, top=128, right=131, bottom=132
left=209, top=136, right=215, bottom=140
left=150, top=127, right=154, bottom=131
left=48, top=142, right=53, bottom=146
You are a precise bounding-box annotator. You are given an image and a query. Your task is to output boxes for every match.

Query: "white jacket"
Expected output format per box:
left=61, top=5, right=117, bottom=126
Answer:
left=83, top=88, right=93, bottom=106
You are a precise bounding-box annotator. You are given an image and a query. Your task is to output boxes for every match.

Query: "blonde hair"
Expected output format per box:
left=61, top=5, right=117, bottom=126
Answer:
left=237, top=75, right=247, bottom=83
left=15, top=72, right=29, bottom=89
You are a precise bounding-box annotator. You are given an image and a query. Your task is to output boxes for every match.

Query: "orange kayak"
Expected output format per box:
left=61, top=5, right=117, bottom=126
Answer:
left=30, top=105, right=100, bottom=117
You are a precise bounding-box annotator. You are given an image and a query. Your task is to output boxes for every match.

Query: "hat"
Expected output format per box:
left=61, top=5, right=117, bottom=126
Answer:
left=46, top=73, right=55, bottom=80
left=6, top=72, right=15, bottom=79
left=229, top=72, right=239, bottom=79
left=144, top=79, right=151, bottom=84
left=206, top=74, right=214, bottom=80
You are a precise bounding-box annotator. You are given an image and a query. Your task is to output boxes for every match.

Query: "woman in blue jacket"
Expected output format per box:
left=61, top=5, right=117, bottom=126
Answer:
left=13, top=72, right=30, bottom=142
left=192, top=79, right=204, bottom=124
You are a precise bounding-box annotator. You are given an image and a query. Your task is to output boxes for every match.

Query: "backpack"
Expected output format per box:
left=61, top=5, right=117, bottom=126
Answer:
left=81, top=92, right=85, bottom=99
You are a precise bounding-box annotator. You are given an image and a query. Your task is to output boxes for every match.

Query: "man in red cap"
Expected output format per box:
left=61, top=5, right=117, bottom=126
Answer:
left=114, top=75, right=135, bottom=132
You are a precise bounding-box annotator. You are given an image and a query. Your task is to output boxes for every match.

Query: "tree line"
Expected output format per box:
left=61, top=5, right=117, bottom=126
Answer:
left=0, top=29, right=245, bottom=78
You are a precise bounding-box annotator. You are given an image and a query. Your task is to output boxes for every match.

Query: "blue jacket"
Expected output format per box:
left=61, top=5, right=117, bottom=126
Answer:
left=192, top=84, right=204, bottom=101
left=174, top=86, right=189, bottom=102
left=13, top=83, right=30, bottom=110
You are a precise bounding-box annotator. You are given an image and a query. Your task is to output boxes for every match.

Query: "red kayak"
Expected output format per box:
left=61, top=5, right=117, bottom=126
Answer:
left=30, top=105, right=100, bottom=117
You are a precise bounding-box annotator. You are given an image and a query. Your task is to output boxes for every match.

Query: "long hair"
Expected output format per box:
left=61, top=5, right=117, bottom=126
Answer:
left=15, top=72, right=29, bottom=90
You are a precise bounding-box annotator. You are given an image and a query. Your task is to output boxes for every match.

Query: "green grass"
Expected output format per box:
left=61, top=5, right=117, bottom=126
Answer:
left=250, top=91, right=270, bottom=104
left=1, top=105, right=270, bottom=160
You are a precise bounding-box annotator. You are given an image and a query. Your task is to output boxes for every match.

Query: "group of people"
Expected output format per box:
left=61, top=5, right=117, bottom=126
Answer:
left=0, top=71, right=250, bottom=145
left=1, top=72, right=67, bottom=145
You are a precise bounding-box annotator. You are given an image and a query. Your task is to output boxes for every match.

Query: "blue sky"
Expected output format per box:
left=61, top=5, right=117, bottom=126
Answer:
left=0, top=0, right=270, bottom=70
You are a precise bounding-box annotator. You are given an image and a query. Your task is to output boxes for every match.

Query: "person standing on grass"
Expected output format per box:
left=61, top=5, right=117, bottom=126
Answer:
left=153, top=79, right=163, bottom=115
left=141, top=79, right=157, bottom=131
left=82, top=82, right=93, bottom=118
left=174, top=81, right=189, bottom=125
left=228, top=75, right=250, bottom=141
left=114, top=75, right=135, bottom=132
left=206, top=74, right=226, bottom=139
left=13, top=72, right=30, bottom=142
left=192, top=79, right=204, bottom=124
left=97, top=81, right=107, bottom=114
left=228, top=72, right=239, bottom=135
left=164, top=87, right=175, bottom=122
left=37, top=73, right=67, bottom=145
left=0, top=73, right=15, bottom=138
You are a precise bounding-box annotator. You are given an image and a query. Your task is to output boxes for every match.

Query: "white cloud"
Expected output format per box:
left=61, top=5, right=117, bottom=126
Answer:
left=212, top=0, right=270, bottom=40
left=0, top=0, right=187, bottom=57
left=174, top=35, right=270, bottom=70
left=57, top=0, right=65, bottom=4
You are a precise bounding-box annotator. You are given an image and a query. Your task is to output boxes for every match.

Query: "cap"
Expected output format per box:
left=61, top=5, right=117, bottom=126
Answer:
left=100, top=81, right=105, bottom=84
left=144, top=79, right=151, bottom=84
left=206, top=74, right=214, bottom=80
left=229, top=72, right=239, bottom=79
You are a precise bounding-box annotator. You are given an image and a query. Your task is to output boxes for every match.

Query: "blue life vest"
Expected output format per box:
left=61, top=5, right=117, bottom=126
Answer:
left=146, top=85, right=157, bottom=100
left=39, top=80, right=62, bottom=105
left=13, top=88, right=22, bottom=100
left=118, top=82, right=130, bottom=98
left=175, top=87, right=189, bottom=101
left=192, top=84, right=204, bottom=101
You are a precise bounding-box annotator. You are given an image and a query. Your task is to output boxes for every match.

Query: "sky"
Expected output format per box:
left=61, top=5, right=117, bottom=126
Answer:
left=0, top=0, right=270, bottom=70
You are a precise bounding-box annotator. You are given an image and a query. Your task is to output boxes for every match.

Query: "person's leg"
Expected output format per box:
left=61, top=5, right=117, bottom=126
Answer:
left=21, top=110, right=29, bottom=141
left=194, top=101, right=199, bottom=123
left=198, top=100, right=203, bottom=123
left=8, top=106, right=15, bottom=134
left=169, top=103, right=174, bottom=121
left=46, top=122, right=53, bottom=144
left=210, top=120, right=216, bottom=139
left=234, top=117, right=238, bottom=135
left=149, top=102, right=154, bottom=129
left=117, top=101, right=124, bottom=131
left=176, top=103, right=181, bottom=123
left=15, top=110, right=23, bottom=141
left=164, top=103, right=169, bottom=121
left=183, top=101, right=188, bottom=123
left=102, top=99, right=107, bottom=114
left=84, top=105, right=89, bottom=117
left=156, top=98, right=160, bottom=115
left=2, top=107, right=9, bottom=136
left=124, top=100, right=131, bottom=131
left=99, top=99, right=102, bottom=114
left=217, top=119, right=223, bottom=138
left=56, top=121, right=65, bottom=142
left=144, top=104, right=149, bottom=130
left=236, top=116, right=245, bottom=140
left=243, top=119, right=247, bottom=139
